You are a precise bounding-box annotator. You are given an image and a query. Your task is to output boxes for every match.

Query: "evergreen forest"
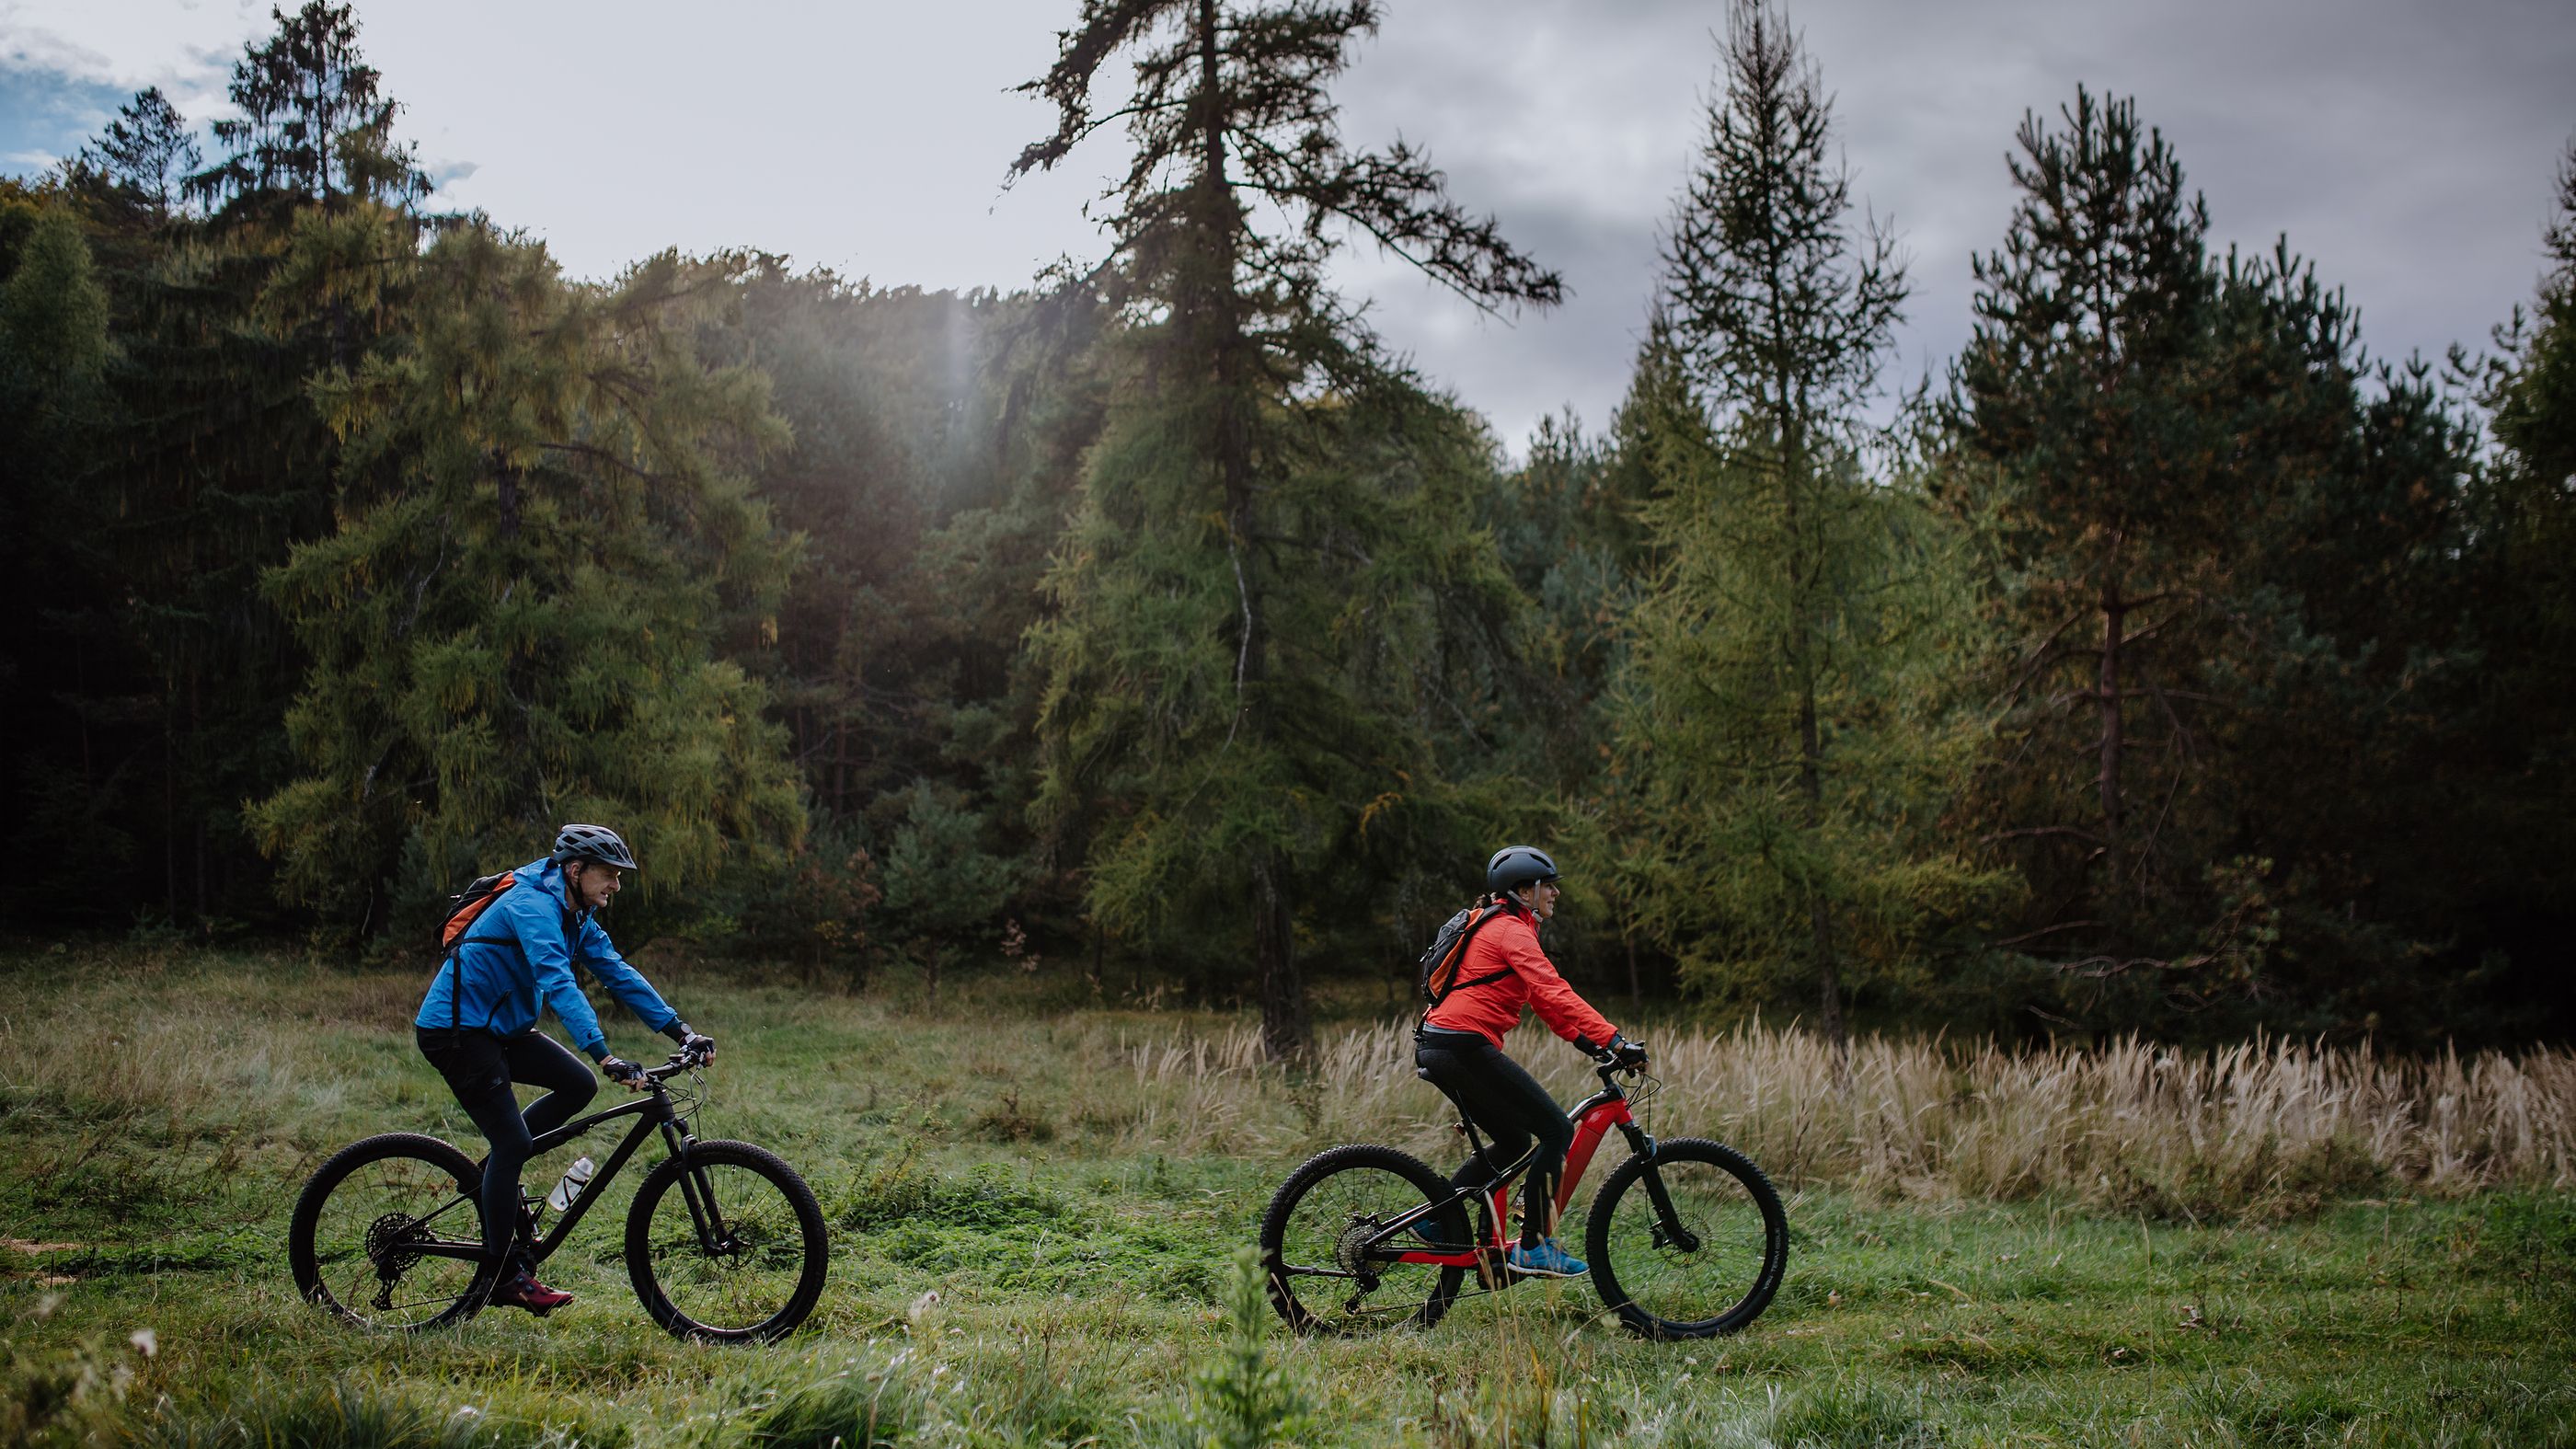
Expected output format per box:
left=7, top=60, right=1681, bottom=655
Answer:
left=6, top=0, right=2573, bottom=1059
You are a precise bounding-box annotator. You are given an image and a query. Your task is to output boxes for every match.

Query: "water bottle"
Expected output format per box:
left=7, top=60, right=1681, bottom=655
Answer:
left=545, top=1156, right=596, bottom=1214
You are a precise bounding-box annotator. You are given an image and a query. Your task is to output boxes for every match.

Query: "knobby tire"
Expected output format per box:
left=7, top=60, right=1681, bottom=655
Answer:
left=289, top=1132, right=492, bottom=1332
left=624, top=1138, right=829, bottom=1342
left=1584, top=1136, right=1787, bottom=1339
left=1259, top=1144, right=1478, bottom=1335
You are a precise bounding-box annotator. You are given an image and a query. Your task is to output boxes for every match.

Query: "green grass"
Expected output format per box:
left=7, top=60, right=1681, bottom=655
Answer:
left=2, top=943, right=2571, bottom=1447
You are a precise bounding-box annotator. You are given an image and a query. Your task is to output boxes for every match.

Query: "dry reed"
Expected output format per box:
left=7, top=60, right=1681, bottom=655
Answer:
left=1104, top=1018, right=2576, bottom=1217
left=5, top=949, right=2568, bottom=1219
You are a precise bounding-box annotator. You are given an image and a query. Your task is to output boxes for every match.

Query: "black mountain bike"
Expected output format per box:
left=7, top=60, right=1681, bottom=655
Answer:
left=288, top=1048, right=827, bottom=1342
left=1260, top=1059, right=1788, bottom=1340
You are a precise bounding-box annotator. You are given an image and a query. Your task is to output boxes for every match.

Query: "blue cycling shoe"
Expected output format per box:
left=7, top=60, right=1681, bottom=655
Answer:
left=1504, top=1237, right=1587, bottom=1279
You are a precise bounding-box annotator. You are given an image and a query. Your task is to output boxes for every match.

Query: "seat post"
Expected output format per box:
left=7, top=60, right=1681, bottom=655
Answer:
left=1417, top=1067, right=1490, bottom=1164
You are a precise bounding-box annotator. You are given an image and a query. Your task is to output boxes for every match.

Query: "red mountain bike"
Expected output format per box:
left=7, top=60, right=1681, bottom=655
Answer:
left=1259, top=1059, right=1787, bottom=1339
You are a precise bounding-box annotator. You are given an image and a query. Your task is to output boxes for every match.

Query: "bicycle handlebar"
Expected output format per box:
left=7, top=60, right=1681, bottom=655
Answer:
left=646, top=1047, right=713, bottom=1081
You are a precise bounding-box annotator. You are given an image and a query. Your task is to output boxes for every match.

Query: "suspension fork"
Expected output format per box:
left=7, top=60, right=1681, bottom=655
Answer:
left=660, top=1115, right=734, bottom=1255
left=1617, top=1121, right=1701, bottom=1253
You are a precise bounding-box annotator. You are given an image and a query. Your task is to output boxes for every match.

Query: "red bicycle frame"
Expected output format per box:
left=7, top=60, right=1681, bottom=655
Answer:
left=1389, top=1071, right=1646, bottom=1271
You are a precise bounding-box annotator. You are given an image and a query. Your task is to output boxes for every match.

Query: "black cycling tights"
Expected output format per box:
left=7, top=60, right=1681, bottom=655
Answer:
left=415, top=1027, right=598, bottom=1273
left=1414, top=1029, right=1572, bottom=1248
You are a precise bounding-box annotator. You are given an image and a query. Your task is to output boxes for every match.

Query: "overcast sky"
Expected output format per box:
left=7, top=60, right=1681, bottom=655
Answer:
left=4, top=0, right=2570, bottom=452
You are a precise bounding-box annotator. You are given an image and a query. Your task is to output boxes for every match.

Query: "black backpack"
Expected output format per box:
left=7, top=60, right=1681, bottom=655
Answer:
left=1416, top=901, right=1513, bottom=1011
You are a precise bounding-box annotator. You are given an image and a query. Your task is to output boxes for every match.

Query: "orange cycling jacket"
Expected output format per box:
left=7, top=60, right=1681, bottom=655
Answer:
left=1421, top=901, right=1618, bottom=1052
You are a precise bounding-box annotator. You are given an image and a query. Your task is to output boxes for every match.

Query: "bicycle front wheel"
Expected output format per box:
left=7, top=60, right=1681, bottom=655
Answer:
left=288, top=1132, right=491, bottom=1331
left=1259, top=1144, right=1476, bottom=1336
left=625, top=1139, right=829, bottom=1342
left=1585, top=1137, right=1787, bottom=1339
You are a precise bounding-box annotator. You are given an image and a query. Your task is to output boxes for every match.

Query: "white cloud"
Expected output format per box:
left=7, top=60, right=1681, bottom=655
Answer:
left=2, top=0, right=2566, bottom=454
left=0, top=0, right=259, bottom=87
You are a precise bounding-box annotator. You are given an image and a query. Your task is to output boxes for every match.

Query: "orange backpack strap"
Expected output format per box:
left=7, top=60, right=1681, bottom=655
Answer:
left=438, top=870, right=523, bottom=1031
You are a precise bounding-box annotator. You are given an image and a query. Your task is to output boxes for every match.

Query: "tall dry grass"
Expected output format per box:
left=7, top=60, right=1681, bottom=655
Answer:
left=1109, top=1018, right=2576, bottom=1217
left=5, top=948, right=2570, bottom=1219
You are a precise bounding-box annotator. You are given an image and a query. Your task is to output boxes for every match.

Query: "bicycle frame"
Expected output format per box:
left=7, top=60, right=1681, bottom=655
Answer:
left=1383, top=1065, right=1660, bottom=1272
left=408, top=1066, right=730, bottom=1269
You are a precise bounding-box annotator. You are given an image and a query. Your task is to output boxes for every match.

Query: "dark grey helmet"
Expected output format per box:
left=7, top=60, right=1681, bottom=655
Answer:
left=1487, top=845, right=1559, bottom=896
left=553, top=823, right=639, bottom=871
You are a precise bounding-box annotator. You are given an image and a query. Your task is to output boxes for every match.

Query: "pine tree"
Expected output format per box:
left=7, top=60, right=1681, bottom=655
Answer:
left=1612, top=4, right=1998, bottom=1049
left=77, top=88, right=201, bottom=213
left=2184, top=247, right=2478, bottom=1036
left=247, top=217, right=805, bottom=935
left=1942, top=90, right=2482, bottom=1033
left=186, top=1, right=429, bottom=213
left=2478, top=140, right=2576, bottom=532
left=0, top=192, right=123, bottom=914
left=2443, top=139, right=2576, bottom=1033
left=8, top=0, right=434, bottom=930
left=1010, top=0, right=1559, bottom=1058
left=1941, top=88, right=2237, bottom=985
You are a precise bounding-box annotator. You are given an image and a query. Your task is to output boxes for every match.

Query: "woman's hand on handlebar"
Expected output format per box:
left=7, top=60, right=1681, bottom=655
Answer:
left=1593, top=1033, right=1650, bottom=1071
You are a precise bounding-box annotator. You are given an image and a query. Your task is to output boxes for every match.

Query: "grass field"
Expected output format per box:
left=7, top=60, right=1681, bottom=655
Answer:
left=3, top=943, right=2573, bottom=1447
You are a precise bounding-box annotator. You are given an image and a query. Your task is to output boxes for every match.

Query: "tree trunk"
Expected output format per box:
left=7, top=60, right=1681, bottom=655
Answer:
left=1798, top=681, right=1848, bottom=1064
left=496, top=455, right=520, bottom=542
left=1779, top=416, right=1849, bottom=1064
left=1192, top=0, right=1309, bottom=1064
left=1253, top=853, right=1311, bottom=1062
left=164, top=696, right=178, bottom=919
left=1625, top=926, right=1641, bottom=1013
left=2098, top=548, right=2126, bottom=891
left=191, top=671, right=207, bottom=924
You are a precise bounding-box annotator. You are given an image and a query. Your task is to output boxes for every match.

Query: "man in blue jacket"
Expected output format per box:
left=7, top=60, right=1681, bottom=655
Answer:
left=414, top=823, right=714, bottom=1315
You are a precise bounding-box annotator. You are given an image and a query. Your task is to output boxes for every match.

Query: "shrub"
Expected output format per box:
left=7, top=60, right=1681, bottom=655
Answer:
left=1180, top=1248, right=1312, bottom=1449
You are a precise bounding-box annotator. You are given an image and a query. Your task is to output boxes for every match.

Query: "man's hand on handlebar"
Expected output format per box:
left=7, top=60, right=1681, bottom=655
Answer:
left=598, top=1054, right=649, bottom=1090
left=662, top=1019, right=716, bottom=1065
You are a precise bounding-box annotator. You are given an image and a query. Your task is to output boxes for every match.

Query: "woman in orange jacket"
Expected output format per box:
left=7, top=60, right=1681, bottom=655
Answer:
left=1415, top=845, right=1648, bottom=1278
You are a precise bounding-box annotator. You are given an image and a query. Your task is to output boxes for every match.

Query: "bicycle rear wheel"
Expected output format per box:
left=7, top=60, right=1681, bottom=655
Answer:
left=289, top=1133, right=490, bottom=1331
left=625, top=1139, right=829, bottom=1342
left=1259, top=1144, right=1477, bottom=1335
left=1584, top=1137, right=1787, bottom=1339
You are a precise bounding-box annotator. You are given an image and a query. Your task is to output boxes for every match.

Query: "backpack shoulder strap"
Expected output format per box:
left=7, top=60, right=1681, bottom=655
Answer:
left=1420, top=904, right=1516, bottom=1022
left=444, top=919, right=532, bottom=1033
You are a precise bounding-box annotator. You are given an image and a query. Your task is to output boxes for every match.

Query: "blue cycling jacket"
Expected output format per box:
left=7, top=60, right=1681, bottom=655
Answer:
left=413, top=857, right=677, bottom=1058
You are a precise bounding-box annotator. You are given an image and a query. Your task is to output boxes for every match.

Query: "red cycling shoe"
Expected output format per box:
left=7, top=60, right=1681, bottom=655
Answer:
left=489, top=1269, right=574, bottom=1316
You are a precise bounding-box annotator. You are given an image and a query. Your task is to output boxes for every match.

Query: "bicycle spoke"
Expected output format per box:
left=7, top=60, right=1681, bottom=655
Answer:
left=1265, top=1155, right=1468, bottom=1335
left=1276, top=1262, right=1368, bottom=1280
left=297, top=1143, right=489, bottom=1332
left=636, top=1161, right=807, bottom=1334
left=1588, top=1140, right=1785, bottom=1337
